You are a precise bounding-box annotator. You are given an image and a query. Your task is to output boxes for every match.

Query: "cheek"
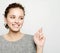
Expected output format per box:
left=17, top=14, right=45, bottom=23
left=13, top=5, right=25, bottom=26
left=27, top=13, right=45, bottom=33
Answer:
left=19, top=20, right=24, bottom=24
left=7, top=20, right=14, bottom=25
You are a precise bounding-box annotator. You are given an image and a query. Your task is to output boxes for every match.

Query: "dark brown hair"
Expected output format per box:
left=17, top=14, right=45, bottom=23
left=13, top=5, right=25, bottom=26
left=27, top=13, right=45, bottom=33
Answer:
left=4, top=3, right=25, bottom=29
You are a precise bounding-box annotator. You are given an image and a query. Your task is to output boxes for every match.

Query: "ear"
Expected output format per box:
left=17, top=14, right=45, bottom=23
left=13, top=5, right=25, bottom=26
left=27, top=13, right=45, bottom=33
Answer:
left=4, top=17, right=7, bottom=24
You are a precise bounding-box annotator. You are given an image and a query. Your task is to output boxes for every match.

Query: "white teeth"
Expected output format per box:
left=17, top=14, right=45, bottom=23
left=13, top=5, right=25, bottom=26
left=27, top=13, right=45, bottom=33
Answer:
left=13, top=24, right=19, bottom=28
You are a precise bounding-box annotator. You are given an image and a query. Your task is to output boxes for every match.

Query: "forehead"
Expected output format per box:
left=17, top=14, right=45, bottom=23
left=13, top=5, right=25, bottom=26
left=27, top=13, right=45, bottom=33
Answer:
left=8, top=8, right=24, bottom=16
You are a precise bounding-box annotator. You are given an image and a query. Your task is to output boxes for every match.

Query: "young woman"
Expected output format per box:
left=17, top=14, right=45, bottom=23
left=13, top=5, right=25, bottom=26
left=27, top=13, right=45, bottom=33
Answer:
left=0, top=3, right=46, bottom=53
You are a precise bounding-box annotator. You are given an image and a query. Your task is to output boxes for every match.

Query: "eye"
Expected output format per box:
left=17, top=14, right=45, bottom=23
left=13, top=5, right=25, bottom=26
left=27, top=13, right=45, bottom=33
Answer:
left=20, top=17, right=24, bottom=20
left=10, top=16, right=15, bottom=19
left=19, top=16, right=24, bottom=20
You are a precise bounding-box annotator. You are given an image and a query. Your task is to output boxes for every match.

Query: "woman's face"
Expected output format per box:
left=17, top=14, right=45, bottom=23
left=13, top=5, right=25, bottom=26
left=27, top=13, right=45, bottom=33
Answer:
left=5, top=8, right=24, bottom=32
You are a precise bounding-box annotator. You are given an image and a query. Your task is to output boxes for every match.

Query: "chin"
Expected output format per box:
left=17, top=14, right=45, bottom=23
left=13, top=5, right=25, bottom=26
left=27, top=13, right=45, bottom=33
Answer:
left=10, top=28, right=20, bottom=32
left=12, top=29, right=20, bottom=32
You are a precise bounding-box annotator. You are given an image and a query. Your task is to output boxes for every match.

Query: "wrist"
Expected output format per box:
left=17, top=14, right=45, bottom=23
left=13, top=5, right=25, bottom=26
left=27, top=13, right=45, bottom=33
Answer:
left=37, top=46, right=43, bottom=50
left=36, top=45, right=44, bottom=51
left=36, top=46, right=43, bottom=53
left=36, top=45, right=44, bottom=48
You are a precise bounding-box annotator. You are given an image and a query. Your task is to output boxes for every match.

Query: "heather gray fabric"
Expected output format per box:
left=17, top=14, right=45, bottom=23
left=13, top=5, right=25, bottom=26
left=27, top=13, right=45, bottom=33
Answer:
left=0, top=34, right=36, bottom=53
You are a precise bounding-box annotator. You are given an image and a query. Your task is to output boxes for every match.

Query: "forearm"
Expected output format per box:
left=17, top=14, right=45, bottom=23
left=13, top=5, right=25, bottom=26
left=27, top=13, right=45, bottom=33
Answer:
left=36, top=46, right=43, bottom=53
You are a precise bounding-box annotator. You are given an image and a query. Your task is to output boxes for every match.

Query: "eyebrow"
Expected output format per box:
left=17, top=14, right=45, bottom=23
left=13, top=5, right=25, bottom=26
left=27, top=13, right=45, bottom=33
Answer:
left=9, top=15, right=24, bottom=17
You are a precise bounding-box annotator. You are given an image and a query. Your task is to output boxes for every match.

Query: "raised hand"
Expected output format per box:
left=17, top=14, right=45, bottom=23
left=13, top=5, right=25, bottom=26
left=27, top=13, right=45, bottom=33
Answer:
left=33, top=28, right=46, bottom=47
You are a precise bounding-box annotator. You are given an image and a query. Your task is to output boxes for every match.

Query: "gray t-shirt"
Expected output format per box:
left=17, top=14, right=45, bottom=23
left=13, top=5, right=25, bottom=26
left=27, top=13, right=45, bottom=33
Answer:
left=0, top=34, right=36, bottom=53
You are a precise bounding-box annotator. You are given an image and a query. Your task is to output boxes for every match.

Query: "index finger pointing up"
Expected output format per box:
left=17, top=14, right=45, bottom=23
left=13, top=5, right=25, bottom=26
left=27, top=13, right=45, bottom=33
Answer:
left=38, top=28, right=42, bottom=33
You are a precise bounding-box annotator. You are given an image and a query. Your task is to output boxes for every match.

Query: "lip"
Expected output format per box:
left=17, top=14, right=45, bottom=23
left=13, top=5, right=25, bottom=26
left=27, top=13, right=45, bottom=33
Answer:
left=12, top=24, right=20, bottom=28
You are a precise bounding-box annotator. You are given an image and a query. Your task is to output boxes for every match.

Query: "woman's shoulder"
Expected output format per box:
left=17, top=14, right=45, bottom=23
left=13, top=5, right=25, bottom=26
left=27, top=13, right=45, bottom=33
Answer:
left=24, top=34, right=34, bottom=42
left=24, top=34, right=33, bottom=36
left=24, top=34, right=34, bottom=39
left=24, top=34, right=36, bottom=50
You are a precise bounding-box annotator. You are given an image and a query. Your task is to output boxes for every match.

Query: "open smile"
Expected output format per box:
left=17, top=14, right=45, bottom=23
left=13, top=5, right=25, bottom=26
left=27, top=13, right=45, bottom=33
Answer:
left=12, top=24, right=20, bottom=28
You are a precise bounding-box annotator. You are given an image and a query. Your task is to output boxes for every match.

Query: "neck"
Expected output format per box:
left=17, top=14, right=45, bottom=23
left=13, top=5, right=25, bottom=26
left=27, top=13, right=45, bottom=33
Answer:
left=7, top=30, right=22, bottom=39
left=3, top=30, right=24, bottom=42
left=8, top=30, right=21, bottom=37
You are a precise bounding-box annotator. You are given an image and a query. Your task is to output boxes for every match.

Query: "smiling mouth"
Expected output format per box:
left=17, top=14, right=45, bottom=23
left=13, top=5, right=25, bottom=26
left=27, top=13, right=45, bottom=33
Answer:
left=13, top=24, right=20, bottom=28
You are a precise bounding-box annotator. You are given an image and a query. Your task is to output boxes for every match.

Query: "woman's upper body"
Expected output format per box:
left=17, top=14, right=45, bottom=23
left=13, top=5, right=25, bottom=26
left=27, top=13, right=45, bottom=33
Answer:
left=0, top=34, right=36, bottom=53
left=0, top=3, right=46, bottom=53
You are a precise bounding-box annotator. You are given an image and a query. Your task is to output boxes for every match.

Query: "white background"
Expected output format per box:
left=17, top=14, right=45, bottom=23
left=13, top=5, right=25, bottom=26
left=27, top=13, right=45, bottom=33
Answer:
left=0, top=0, right=60, bottom=53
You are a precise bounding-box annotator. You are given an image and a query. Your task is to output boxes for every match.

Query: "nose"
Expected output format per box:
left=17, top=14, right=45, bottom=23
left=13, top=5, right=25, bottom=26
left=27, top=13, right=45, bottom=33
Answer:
left=15, top=18, right=19, bottom=23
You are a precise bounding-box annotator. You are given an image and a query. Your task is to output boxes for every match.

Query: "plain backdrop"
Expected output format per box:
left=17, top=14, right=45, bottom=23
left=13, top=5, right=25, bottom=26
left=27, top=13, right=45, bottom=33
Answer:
left=0, top=0, right=60, bottom=53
